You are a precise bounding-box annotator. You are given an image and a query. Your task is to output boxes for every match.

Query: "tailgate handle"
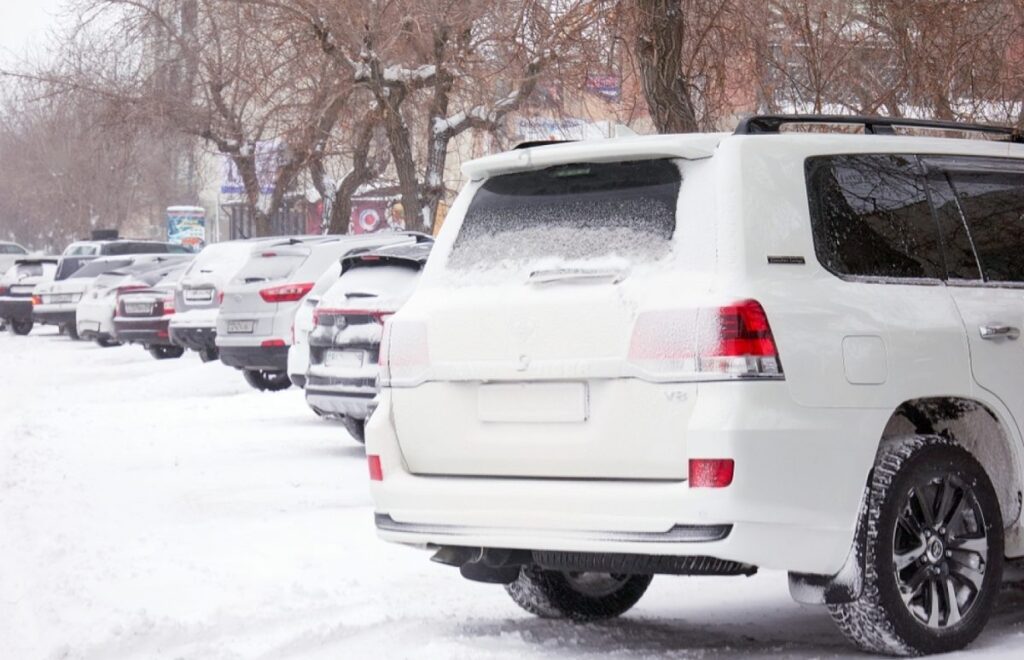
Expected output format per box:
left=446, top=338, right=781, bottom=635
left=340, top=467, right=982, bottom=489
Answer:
left=527, top=267, right=628, bottom=285
left=979, top=324, right=1020, bottom=340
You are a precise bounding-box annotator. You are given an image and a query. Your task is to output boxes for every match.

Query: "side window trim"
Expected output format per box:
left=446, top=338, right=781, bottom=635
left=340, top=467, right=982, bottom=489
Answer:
left=921, top=155, right=1024, bottom=288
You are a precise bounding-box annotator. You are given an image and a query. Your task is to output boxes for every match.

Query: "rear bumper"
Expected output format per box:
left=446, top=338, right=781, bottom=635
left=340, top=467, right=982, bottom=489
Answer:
left=32, top=308, right=75, bottom=327
left=367, top=382, right=885, bottom=576
left=169, top=325, right=217, bottom=352
left=0, top=298, right=32, bottom=322
left=305, top=387, right=375, bottom=419
left=114, top=317, right=172, bottom=346
left=219, top=345, right=289, bottom=371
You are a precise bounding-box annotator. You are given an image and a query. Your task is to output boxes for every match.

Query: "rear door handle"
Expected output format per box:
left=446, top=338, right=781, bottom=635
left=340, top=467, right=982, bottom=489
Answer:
left=979, top=324, right=1021, bottom=340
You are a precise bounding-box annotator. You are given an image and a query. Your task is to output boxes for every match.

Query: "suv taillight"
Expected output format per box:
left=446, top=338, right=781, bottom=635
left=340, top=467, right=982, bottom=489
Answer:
left=378, top=319, right=429, bottom=386
left=628, top=300, right=782, bottom=380
left=259, top=282, right=314, bottom=303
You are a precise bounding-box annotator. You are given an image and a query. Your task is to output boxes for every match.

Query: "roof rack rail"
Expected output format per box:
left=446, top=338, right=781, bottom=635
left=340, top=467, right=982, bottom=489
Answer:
left=513, top=139, right=576, bottom=150
left=734, top=114, right=1024, bottom=143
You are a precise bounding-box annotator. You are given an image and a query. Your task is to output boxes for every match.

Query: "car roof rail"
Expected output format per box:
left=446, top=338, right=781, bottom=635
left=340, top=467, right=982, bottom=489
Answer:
left=513, top=139, right=577, bottom=150
left=734, top=114, right=1024, bottom=143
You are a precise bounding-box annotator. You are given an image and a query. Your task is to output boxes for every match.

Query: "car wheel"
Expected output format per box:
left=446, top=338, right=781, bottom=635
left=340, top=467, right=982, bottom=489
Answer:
left=95, top=336, right=120, bottom=348
left=242, top=369, right=293, bottom=392
left=10, top=319, right=33, bottom=335
left=62, top=324, right=80, bottom=340
left=829, top=435, right=1003, bottom=656
left=198, top=347, right=219, bottom=363
left=341, top=416, right=366, bottom=444
left=505, top=566, right=652, bottom=622
left=148, top=345, right=185, bottom=360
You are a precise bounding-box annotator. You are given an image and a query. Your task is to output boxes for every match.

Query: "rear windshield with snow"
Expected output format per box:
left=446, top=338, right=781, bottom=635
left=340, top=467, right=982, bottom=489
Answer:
left=70, top=259, right=133, bottom=279
left=448, top=159, right=681, bottom=268
left=233, top=253, right=306, bottom=283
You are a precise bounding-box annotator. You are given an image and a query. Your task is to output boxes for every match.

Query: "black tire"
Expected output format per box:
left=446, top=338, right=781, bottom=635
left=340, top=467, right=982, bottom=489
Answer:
left=242, top=369, right=293, bottom=392
left=62, top=324, right=80, bottom=340
left=829, top=435, right=1003, bottom=656
left=198, top=347, right=219, bottom=363
left=96, top=336, right=120, bottom=348
left=341, top=416, right=366, bottom=444
left=10, top=319, right=32, bottom=335
left=505, top=565, right=652, bottom=622
left=149, top=345, right=185, bottom=360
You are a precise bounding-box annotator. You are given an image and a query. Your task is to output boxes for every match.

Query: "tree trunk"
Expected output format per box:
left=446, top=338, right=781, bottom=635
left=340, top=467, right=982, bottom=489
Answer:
left=234, top=152, right=272, bottom=236
left=634, top=0, right=700, bottom=133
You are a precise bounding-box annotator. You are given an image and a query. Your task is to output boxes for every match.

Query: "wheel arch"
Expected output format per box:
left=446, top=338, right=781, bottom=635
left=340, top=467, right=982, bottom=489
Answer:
left=882, top=396, right=1023, bottom=535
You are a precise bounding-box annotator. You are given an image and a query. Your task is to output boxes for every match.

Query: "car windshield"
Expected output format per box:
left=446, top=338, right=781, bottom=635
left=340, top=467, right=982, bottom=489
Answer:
left=0, top=244, right=27, bottom=254
left=69, top=259, right=133, bottom=279
left=448, top=159, right=681, bottom=269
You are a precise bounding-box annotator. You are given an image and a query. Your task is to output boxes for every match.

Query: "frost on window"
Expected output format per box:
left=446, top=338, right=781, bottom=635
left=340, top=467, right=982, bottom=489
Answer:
left=448, top=159, right=680, bottom=269
left=806, top=154, right=944, bottom=280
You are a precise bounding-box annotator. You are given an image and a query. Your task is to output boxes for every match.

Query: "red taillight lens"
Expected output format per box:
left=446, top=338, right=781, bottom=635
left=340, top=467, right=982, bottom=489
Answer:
left=217, top=291, right=224, bottom=305
left=314, top=308, right=394, bottom=326
left=689, top=459, right=734, bottom=488
left=31, top=295, right=42, bottom=305
left=163, top=295, right=175, bottom=315
left=378, top=320, right=429, bottom=386
left=0, top=286, right=7, bottom=295
left=628, top=300, right=782, bottom=379
left=259, top=282, right=314, bottom=303
left=368, top=454, right=383, bottom=481
left=261, top=339, right=286, bottom=348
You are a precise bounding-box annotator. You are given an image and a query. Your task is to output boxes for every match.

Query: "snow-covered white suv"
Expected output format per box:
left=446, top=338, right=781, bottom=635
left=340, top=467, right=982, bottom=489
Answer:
left=369, top=115, right=1024, bottom=656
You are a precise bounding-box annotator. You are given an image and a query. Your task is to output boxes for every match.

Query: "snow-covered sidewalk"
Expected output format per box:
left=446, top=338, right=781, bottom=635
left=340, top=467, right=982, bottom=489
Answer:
left=3, top=329, right=1024, bottom=659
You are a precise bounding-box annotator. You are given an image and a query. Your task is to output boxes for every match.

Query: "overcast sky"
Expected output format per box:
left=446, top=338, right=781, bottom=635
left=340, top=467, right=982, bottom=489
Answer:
left=0, top=0, right=62, bottom=66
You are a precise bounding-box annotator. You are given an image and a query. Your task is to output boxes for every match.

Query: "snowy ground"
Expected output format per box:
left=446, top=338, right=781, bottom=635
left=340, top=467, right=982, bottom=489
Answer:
left=4, top=329, right=1024, bottom=659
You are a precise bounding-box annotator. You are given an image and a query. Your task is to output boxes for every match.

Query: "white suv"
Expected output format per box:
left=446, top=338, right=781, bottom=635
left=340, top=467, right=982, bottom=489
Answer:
left=368, top=115, right=1024, bottom=656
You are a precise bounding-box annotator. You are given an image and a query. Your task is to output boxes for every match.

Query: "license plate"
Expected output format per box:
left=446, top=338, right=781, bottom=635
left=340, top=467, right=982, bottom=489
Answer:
left=324, top=349, right=364, bottom=369
left=478, top=382, right=589, bottom=423
left=184, top=288, right=214, bottom=303
left=226, top=320, right=255, bottom=334
left=125, top=302, right=153, bottom=315
left=49, top=294, right=74, bottom=304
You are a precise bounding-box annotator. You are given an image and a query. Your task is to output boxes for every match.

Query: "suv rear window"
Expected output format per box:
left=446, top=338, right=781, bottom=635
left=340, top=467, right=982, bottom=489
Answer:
left=806, top=154, right=944, bottom=280
left=0, top=244, right=26, bottom=254
left=70, top=259, right=133, bottom=279
left=233, top=253, right=306, bottom=283
left=449, top=159, right=681, bottom=268
left=103, top=242, right=171, bottom=255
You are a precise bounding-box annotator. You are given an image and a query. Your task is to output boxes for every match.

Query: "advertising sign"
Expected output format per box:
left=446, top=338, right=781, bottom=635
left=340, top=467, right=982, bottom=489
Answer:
left=167, top=206, right=206, bottom=250
left=220, top=140, right=282, bottom=195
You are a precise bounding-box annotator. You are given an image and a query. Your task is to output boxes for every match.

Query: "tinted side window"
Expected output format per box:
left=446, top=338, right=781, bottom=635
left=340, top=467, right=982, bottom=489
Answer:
left=806, top=154, right=944, bottom=279
left=923, top=173, right=981, bottom=280
left=944, top=169, right=1024, bottom=283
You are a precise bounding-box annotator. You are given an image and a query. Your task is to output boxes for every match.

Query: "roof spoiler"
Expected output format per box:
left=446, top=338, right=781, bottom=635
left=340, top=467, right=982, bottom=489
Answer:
left=735, top=114, right=1024, bottom=143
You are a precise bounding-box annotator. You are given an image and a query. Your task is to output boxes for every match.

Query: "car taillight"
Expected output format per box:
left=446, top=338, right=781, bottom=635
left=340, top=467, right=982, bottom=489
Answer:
left=259, top=282, right=314, bottom=303
left=368, top=454, right=383, bottom=481
left=163, top=295, right=175, bottom=315
left=261, top=339, right=286, bottom=348
left=0, top=286, right=6, bottom=295
left=628, top=300, right=782, bottom=380
left=314, top=308, right=394, bottom=327
left=31, top=295, right=41, bottom=305
left=689, top=459, right=735, bottom=488
left=217, top=291, right=224, bottom=305
left=378, top=319, right=429, bottom=386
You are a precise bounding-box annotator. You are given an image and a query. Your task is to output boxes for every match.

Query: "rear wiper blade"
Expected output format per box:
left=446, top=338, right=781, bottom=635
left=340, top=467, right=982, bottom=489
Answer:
left=527, top=267, right=629, bottom=285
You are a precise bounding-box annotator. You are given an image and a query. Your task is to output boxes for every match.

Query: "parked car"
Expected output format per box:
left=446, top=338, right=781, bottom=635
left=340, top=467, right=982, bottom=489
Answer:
left=367, top=115, right=1024, bottom=656
left=36, top=241, right=193, bottom=339
left=305, top=239, right=432, bottom=440
left=0, top=241, right=30, bottom=276
left=54, top=239, right=192, bottom=281
left=0, top=257, right=58, bottom=335
left=169, top=238, right=279, bottom=363
left=217, top=233, right=419, bottom=391
left=286, top=260, right=343, bottom=389
left=77, top=255, right=193, bottom=346
left=114, top=261, right=194, bottom=359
